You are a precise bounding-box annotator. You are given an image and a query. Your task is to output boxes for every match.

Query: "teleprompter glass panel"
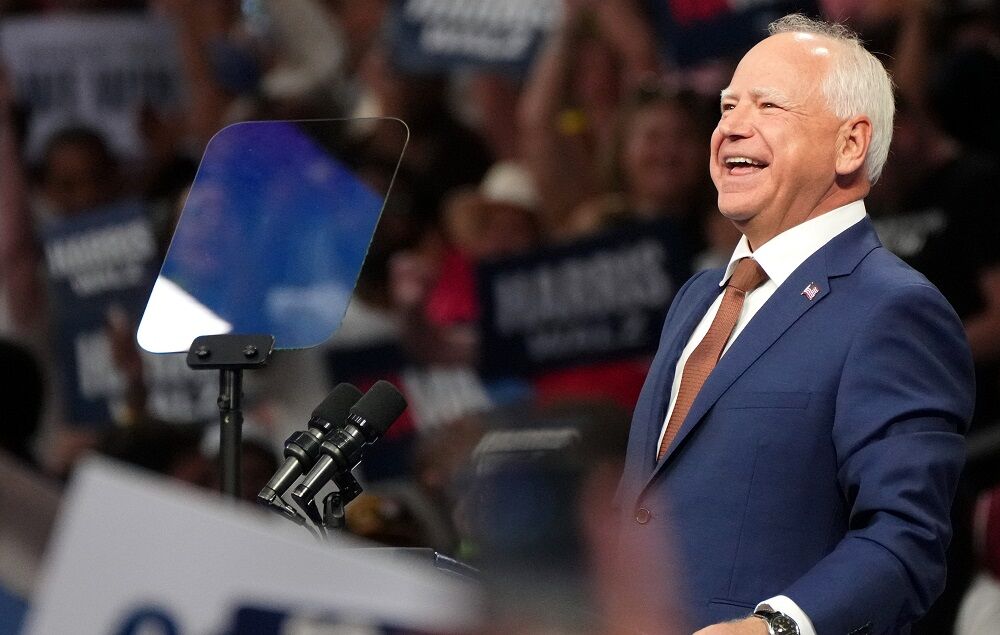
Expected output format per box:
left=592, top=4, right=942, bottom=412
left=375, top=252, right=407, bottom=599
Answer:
left=137, top=118, right=408, bottom=353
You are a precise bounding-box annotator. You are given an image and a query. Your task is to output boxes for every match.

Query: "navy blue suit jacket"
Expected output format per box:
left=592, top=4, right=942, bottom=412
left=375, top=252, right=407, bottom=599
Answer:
left=616, top=217, right=974, bottom=634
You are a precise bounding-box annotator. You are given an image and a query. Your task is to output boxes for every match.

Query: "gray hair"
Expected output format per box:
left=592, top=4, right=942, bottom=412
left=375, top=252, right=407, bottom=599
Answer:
left=768, top=14, right=894, bottom=183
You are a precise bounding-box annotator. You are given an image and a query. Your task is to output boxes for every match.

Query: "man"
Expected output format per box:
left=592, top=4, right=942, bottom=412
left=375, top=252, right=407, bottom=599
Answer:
left=616, top=14, right=974, bottom=635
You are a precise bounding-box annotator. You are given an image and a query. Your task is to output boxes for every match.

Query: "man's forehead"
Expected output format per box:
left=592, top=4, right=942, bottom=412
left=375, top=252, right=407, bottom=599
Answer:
left=721, top=33, right=835, bottom=96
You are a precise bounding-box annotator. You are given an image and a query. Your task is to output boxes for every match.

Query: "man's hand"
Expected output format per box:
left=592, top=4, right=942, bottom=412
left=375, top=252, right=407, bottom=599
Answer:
left=694, top=617, right=769, bottom=635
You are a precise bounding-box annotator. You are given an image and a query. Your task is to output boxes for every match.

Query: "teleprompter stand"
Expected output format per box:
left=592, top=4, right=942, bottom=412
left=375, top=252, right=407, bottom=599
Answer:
left=187, top=334, right=275, bottom=499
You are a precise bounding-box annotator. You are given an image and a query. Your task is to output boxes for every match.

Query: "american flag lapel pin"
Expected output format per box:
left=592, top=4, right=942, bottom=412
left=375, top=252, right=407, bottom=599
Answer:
left=801, top=282, right=821, bottom=301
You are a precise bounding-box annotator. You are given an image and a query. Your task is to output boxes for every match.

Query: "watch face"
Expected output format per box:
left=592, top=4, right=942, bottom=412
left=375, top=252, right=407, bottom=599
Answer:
left=771, top=614, right=799, bottom=635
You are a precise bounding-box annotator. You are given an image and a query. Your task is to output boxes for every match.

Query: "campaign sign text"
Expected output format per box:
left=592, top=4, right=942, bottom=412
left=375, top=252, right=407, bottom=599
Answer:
left=477, top=220, right=691, bottom=376
left=386, top=0, right=561, bottom=75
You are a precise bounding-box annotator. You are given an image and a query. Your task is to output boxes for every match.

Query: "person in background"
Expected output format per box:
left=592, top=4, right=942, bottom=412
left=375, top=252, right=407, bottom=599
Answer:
left=558, top=85, right=715, bottom=243
left=390, top=161, right=543, bottom=370
left=518, top=0, right=662, bottom=234
left=0, top=64, right=42, bottom=342
left=97, top=419, right=211, bottom=488
left=357, top=40, right=494, bottom=226
left=955, top=486, right=1000, bottom=634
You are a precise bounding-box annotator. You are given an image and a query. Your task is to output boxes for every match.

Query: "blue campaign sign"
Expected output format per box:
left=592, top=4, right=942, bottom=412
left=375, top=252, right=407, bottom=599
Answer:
left=643, top=0, right=818, bottom=67
left=477, top=219, right=695, bottom=377
left=0, top=15, right=183, bottom=161
left=41, top=200, right=159, bottom=424
left=385, top=0, right=561, bottom=75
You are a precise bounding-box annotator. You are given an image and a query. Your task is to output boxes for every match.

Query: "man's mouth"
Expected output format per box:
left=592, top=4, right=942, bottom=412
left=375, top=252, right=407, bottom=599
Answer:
left=723, top=156, right=768, bottom=176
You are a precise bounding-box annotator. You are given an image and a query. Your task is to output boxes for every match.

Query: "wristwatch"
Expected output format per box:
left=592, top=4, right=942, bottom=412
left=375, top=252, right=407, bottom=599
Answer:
left=752, top=609, right=800, bottom=635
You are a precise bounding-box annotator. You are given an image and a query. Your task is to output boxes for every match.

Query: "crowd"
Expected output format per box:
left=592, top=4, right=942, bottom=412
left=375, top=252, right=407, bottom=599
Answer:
left=0, top=1, right=998, bottom=633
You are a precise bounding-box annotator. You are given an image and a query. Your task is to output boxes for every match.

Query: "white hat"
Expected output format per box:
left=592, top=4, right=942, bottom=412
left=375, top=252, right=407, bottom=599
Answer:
left=479, top=161, right=539, bottom=211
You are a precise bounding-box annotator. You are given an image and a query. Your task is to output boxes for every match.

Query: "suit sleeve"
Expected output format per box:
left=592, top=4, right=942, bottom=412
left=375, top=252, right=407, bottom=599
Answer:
left=781, top=282, right=975, bottom=635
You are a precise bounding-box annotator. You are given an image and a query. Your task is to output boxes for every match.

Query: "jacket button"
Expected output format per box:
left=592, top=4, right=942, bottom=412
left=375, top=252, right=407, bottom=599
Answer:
left=635, top=507, right=651, bottom=524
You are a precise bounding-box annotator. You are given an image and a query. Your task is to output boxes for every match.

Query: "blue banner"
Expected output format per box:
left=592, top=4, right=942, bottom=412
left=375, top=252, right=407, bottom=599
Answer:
left=477, top=219, right=693, bottom=377
left=385, top=0, right=560, bottom=75
left=643, top=0, right=818, bottom=67
left=41, top=200, right=158, bottom=425
left=0, top=15, right=182, bottom=161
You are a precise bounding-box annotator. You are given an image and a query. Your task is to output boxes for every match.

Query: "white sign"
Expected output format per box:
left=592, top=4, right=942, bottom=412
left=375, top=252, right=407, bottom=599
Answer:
left=0, top=14, right=183, bottom=160
left=24, top=457, right=478, bottom=634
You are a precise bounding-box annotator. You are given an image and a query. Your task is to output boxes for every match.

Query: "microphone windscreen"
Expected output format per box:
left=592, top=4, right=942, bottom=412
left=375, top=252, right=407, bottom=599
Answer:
left=311, top=383, right=363, bottom=423
left=351, top=380, right=407, bottom=436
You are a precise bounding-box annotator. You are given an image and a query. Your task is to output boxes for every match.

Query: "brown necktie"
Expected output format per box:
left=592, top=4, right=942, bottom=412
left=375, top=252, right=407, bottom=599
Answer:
left=656, top=257, right=768, bottom=461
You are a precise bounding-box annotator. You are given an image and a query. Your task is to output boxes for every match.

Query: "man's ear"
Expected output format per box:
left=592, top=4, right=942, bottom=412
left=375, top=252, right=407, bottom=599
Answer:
left=835, top=115, right=872, bottom=177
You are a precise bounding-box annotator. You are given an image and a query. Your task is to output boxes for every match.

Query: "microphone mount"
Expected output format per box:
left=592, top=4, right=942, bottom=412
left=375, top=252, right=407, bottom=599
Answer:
left=294, top=469, right=364, bottom=531
left=260, top=380, right=406, bottom=539
left=186, top=333, right=275, bottom=500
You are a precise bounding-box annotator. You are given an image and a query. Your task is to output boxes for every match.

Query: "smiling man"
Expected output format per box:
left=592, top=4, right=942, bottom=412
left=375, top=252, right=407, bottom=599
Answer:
left=615, top=14, right=974, bottom=635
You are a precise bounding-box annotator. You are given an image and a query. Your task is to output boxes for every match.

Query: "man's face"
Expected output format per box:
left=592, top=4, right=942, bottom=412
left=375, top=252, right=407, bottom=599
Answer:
left=43, top=142, right=114, bottom=216
left=709, top=33, right=844, bottom=247
left=622, top=102, right=705, bottom=207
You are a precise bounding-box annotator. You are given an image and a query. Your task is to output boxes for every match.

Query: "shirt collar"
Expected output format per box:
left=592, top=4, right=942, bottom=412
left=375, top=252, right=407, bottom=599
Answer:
left=720, top=200, right=868, bottom=287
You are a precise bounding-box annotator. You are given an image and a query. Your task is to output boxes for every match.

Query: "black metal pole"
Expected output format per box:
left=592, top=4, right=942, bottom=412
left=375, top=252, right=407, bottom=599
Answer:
left=218, top=368, right=244, bottom=499
left=187, top=335, right=273, bottom=499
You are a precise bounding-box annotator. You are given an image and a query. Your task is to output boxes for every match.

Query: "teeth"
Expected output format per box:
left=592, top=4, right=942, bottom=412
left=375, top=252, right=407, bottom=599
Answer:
left=725, top=156, right=762, bottom=167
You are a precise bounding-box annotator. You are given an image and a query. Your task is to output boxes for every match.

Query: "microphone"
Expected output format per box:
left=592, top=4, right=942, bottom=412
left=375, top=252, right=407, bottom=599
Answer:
left=257, top=383, right=363, bottom=508
left=292, top=380, right=407, bottom=506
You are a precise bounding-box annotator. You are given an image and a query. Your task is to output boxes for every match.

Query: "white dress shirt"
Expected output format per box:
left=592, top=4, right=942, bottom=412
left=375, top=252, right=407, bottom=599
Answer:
left=657, top=200, right=869, bottom=634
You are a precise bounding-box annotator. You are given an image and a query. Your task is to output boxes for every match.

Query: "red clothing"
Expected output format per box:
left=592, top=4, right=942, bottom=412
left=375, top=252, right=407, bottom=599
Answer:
left=533, top=357, right=652, bottom=411
left=424, top=249, right=479, bottom=326
left=978, top=487, right=1000, bottom=579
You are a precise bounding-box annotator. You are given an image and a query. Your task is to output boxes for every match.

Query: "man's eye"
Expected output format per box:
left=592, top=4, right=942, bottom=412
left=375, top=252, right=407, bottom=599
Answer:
left=721, top=103, right=735, bottom=112
left=761, top=102, right=777, bottom=109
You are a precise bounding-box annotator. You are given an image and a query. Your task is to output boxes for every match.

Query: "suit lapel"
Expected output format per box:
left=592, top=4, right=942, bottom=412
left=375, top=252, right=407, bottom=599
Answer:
left=645, top=217, right=882, bottom=483
left=640, top=280, right=722, bottom=466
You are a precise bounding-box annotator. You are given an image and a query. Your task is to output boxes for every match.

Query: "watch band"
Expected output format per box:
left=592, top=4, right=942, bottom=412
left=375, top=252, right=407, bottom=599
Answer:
left=752, top=609, right=801, bottom=635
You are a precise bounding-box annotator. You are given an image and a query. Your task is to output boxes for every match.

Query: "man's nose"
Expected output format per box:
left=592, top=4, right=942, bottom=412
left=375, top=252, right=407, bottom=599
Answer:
left=718, top=105, right=753, bottom=138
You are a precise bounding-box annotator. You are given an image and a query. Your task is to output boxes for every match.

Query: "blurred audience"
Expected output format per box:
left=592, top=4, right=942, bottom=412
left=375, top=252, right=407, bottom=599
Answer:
left=518, top=0, right=661, bottom=233
left=955, top=486, right=1000, bottom=635
left=0, top=339, right=45, bottom=468
left=96, top=418, right=211, bottom=487
left=0, top=2, right=997, bottom=632
left=869, top=98, right=1000, bottom=430
left=559, top=85, right=715, bottom=242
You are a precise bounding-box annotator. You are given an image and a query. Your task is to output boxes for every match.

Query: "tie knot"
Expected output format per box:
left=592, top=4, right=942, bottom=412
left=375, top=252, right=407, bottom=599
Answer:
left=728, top=257, right=768, bottom=293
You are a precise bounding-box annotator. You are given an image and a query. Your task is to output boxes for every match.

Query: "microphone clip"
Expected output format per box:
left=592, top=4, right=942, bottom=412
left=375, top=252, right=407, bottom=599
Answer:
left=294, top=469, right=364, bottom=531
left=322, top=472, right=363, bottom=530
